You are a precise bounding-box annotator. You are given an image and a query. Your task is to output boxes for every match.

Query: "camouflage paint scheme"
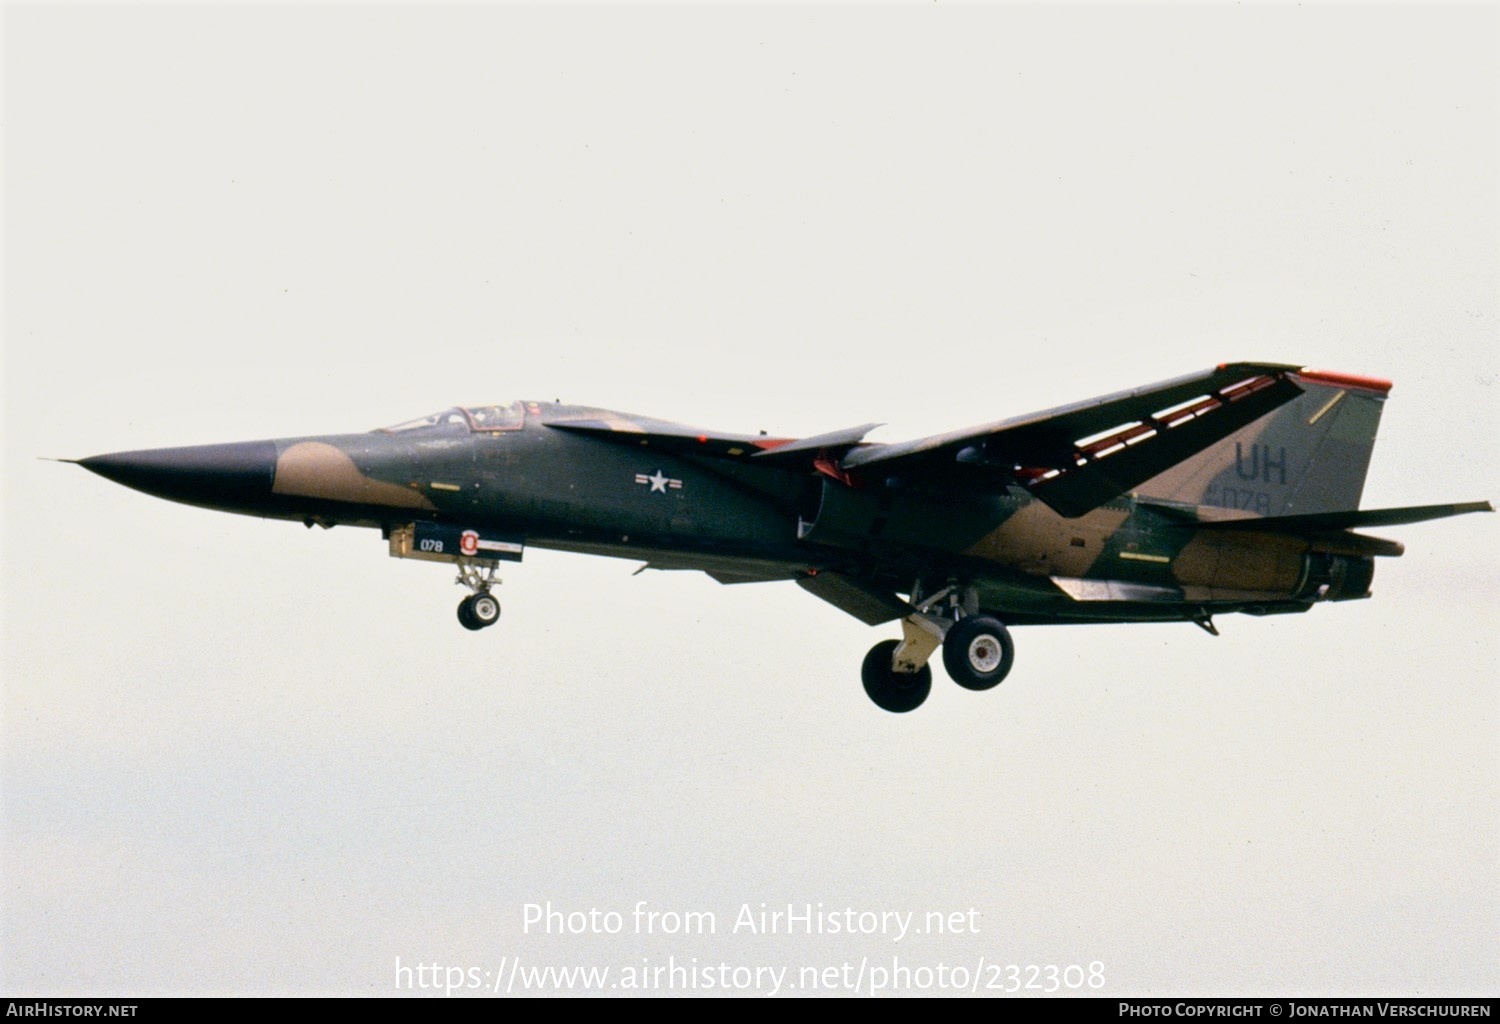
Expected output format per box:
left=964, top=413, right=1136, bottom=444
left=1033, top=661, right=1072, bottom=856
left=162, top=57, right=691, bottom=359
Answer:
left=75, top=362, right=1491, bottom=712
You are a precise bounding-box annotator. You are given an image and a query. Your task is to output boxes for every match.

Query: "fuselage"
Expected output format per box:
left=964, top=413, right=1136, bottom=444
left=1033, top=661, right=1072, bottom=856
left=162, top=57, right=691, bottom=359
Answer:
left=80, top=399, right=1370, bottom=628
left=74, top=365, right=1490, bottom=713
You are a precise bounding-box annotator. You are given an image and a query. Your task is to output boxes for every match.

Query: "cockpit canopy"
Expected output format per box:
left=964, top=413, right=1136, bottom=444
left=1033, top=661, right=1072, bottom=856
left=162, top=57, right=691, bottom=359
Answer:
left=381, top=401, right=525, bottom=434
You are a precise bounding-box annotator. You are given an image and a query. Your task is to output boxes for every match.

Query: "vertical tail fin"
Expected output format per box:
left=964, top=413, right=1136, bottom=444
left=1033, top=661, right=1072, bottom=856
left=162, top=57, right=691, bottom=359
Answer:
left=1137, top=369, right=1391, bottom=516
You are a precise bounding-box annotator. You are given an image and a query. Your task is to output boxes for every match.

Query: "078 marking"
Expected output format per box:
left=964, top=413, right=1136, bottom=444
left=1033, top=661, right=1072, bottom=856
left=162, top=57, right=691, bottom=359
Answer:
left=1204, top=485, right=1272, bottom=515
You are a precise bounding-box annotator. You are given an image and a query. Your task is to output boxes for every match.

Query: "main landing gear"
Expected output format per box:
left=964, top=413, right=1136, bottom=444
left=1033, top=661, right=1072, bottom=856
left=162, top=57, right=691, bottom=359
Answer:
left=861, top=640, right=932, bottom=713
left=861, top=585, right=1015, bottom=713
left=942, top=615, right=1014, bottom=691
left=455, top=560, right=501, bottom=632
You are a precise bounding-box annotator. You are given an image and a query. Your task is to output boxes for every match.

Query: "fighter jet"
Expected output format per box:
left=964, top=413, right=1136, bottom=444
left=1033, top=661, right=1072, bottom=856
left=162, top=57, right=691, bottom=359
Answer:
left=72, top=362, right=1490, bottom=712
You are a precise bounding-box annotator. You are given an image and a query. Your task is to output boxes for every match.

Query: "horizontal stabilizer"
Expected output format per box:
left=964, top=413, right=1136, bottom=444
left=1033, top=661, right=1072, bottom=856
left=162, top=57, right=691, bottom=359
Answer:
left=1174, top=500, right=1493, bottom=533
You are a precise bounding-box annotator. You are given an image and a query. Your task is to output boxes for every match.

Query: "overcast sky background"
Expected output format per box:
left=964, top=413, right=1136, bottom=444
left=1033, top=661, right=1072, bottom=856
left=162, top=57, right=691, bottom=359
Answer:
left=4, top=3, right=1496, bottom=997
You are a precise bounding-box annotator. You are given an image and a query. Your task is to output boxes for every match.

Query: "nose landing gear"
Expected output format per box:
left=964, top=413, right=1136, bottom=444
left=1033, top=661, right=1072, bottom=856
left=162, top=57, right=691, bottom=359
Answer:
left=458, top=591, right=501, bottom=631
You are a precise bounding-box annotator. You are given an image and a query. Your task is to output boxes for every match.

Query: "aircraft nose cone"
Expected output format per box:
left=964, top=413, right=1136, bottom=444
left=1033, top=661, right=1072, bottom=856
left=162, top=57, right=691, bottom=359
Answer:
left=79, top=440, right=278, bottom=511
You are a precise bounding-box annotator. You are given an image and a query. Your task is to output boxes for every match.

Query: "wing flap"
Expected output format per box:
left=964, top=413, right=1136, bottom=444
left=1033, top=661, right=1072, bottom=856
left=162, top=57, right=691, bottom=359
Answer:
left=1028, top=373, right=1302, bottom=516
left=842, top=363, right=1304, bottom=518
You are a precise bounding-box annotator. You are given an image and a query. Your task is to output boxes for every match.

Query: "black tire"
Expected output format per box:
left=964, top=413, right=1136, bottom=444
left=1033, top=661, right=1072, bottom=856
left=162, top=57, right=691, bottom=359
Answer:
left=942, top=615, right=1014, bottom=690
left=469, top=592, right=501, bottom=628
left=861, top=639, right=933, bottom=713
left=457, top=596, right=484, bottom=631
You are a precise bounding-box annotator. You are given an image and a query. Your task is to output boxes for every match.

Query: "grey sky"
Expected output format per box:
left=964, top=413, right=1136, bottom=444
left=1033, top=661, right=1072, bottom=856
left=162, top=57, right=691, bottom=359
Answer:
left=4, top=3, right=1496, bottom=997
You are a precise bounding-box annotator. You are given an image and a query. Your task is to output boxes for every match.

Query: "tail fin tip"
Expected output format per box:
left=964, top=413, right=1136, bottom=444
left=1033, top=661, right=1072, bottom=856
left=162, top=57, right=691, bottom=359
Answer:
left=1296, top=368, right=1394, bottom=395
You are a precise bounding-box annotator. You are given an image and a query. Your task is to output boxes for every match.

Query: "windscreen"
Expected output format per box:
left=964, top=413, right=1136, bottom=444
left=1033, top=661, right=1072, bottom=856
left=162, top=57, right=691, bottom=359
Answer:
left=380, top=409, right=470, bottom=434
